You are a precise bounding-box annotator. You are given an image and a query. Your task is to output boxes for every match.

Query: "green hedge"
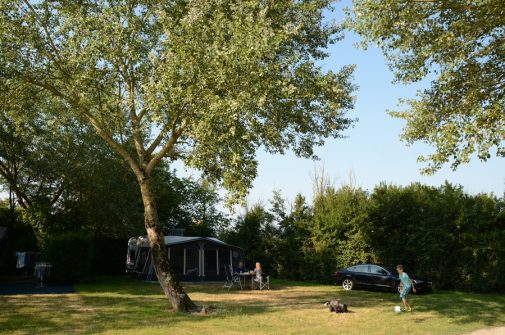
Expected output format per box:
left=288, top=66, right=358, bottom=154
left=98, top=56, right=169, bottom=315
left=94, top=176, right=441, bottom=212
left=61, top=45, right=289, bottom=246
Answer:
left=41, top=232, right=94, bottom=284
left=223, top=183, right=505, bottom=292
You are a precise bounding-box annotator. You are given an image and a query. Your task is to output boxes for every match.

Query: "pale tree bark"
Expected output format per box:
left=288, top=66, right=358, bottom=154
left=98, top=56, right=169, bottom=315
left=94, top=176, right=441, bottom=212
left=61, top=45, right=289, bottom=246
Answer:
left=137, top=171, right=197, bottom=312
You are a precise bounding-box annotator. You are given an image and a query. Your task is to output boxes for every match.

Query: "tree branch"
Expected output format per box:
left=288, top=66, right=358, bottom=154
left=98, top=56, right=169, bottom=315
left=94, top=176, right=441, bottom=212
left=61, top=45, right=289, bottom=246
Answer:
left=0, top=160, right=31, bottom=209
left=21, top=0, right=70, bottom=79
left=79, top=105, right=143, bottom=177
left=20, top=74, right=143, bottom=178
left=145, top=123, right=171, bottom=158
left=49, top=179, right=66, bottom=207
left=146, top=106, right=186, bottom=157
left=146, top=121, right=186, bottom=174
left=138, top=107, right=147, bottom=121
left=121, top=58, right=146, bottom=162
left=18, top=2, right=147, bottom=180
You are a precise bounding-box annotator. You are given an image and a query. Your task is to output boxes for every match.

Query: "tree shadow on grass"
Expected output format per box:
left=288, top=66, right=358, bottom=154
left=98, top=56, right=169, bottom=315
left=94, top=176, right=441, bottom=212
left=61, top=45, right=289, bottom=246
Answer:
left=332, top=288, right=505, bottom=327
left=1, top=278, right=504, bottom=334
left=0, top=279, right=339, bottom=334
left=409, top=291, right=505, bottom=327
left=172, top=280, right=505, bottom=327
left=73, top=276, right=165, bottom=296
left=0, top=284, right=278, bottom=335
left=0, top=293, right=251, bottom=335
left=257, top=283, right=505, bottom=327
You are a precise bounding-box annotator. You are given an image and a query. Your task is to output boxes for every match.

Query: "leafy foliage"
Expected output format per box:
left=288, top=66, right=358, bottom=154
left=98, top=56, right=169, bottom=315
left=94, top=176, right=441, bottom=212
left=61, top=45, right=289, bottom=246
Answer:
left=223, top=182, right=505, bottom=292
left=0, top=0, right=356, bottom=203
left=41, top=232, right=94, bottom=283
left=349, top=0, right=505, bottom=173
left=0, top=80, right=145, bottom=239
left=274, top=193, right=313, bottom=280
left=311, top=184, right=373, bottom=277
left=153, top=169, right=229, bottom=237
left=221, top=204, right=272, bottom=270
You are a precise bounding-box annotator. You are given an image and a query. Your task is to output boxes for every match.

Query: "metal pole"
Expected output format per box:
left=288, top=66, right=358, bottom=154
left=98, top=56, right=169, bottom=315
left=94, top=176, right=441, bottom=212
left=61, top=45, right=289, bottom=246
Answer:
left=183, top=248, right=186, bottom=275
left=216, top=249, right=219, bottom=275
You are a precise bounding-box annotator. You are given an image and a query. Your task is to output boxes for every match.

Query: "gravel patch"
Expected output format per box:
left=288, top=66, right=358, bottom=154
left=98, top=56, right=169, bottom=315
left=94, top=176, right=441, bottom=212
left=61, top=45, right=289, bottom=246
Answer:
left=461, top=327, right=505, bottom=335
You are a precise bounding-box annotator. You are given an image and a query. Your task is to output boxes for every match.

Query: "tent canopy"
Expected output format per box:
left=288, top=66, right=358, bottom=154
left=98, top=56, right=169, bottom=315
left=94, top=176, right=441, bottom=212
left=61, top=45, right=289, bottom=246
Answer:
left=132, top=236, right=242, bottom=250
left=126, top=236, right=244, bottom=281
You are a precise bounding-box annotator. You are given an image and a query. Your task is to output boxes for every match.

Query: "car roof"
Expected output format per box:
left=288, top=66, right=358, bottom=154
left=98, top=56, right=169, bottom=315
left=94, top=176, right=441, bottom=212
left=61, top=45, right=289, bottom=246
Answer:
left=348, top=264, right=395, bottom=271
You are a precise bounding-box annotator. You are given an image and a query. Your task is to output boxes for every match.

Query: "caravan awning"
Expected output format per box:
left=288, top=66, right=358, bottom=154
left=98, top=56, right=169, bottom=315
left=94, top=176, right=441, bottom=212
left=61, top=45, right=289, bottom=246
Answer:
left=133, top=236, right=242, bottom=250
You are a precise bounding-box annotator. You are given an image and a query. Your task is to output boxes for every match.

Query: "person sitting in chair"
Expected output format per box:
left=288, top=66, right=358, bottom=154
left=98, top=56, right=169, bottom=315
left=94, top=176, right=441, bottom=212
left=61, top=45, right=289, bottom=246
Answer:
left=234, top=261, right=246, bottom=274
left=251, top=262, right=262, bottom=289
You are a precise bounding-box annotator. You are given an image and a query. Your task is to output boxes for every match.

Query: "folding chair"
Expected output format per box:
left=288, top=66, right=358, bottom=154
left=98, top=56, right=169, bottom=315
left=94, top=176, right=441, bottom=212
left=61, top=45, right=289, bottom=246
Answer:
left=223, top=265, right=243, bottom=290
left=223, top=265, right=234, bottom=290
left=259, top=275, right=270, bottom=290
left=230, top=265, right=243, bottom=289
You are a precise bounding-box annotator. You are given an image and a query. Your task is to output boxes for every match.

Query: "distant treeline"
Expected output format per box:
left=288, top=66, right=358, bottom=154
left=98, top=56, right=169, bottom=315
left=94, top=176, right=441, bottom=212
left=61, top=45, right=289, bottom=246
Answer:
left=222, top=182, right=505, bottom=293
left=2, top=170, right=504, bottom=292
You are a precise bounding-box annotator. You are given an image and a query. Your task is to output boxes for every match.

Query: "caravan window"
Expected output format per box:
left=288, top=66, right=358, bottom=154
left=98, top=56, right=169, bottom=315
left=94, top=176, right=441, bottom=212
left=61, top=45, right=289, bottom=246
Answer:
left=185, top=248, right=199, bottom=276
left=133, top=248, right=149, bottom=273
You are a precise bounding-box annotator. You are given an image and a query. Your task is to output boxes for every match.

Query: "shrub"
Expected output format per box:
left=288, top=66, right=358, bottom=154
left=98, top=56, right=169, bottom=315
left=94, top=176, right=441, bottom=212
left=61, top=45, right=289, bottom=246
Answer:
left=41, top=232, right=94, bottom=283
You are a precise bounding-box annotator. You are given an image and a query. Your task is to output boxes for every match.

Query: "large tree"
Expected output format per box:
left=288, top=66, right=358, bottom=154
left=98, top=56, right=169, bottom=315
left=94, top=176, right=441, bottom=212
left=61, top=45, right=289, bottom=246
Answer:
left=0, top=0, right=355, bottom=311
left=350, top=0, right=504, bottom=173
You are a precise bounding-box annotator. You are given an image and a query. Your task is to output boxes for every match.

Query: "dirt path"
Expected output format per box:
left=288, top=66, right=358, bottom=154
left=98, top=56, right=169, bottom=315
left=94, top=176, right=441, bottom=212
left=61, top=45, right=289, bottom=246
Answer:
left=461, top=327, right=505, bottom=335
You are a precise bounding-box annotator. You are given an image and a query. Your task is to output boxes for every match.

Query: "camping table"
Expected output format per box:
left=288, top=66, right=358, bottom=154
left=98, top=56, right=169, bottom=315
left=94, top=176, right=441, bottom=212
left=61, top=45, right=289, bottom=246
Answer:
left=237, top=272, right=255, bottom=289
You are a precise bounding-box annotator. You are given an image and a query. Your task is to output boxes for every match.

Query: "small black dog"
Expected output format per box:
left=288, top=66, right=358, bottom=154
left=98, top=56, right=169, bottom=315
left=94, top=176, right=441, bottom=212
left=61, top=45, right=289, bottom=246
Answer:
left=324, top=300, right=348, bottom=313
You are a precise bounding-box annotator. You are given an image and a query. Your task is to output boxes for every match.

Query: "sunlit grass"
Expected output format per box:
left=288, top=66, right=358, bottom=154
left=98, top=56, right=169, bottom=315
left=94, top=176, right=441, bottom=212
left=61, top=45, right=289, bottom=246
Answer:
left=1, top=276, right=504, bottom=335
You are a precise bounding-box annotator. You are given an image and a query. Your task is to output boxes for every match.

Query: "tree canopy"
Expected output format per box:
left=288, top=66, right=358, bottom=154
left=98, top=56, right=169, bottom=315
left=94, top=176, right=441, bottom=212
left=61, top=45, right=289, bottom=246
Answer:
left=0, top=0, right=356, bottom=312
left=349, top=0, right=505, bottom=173
left=0, top=77, right=147, bottom=238
left=0, top=0, right=356, bottom=202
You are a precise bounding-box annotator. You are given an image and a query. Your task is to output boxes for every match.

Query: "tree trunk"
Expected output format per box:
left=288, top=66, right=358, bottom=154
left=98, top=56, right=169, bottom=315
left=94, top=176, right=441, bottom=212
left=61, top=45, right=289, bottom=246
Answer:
left=139, top=173, right=197, bottom=312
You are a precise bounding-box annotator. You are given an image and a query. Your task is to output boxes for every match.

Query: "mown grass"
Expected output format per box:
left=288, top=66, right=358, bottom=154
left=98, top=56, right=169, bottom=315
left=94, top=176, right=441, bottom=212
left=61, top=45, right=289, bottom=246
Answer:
left=1, top=276, right=504, bottom=335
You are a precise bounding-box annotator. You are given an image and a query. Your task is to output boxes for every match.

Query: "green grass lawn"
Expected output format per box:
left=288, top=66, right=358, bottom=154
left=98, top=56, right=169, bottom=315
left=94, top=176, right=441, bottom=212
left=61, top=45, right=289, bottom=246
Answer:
left=1, top=276, right=504, bottom=335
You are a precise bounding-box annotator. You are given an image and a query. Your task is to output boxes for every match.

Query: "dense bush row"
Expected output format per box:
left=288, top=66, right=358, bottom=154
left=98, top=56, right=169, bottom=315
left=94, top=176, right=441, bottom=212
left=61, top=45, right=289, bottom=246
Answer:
left=41, top=232, right=94, bottom=283
left=3, top=179, right=504, bottom=291
left=0, top=206, right=128, bottom=281
left=222, top=182, right=505, bottom=292
left=39, top=235, right=129, bottom=283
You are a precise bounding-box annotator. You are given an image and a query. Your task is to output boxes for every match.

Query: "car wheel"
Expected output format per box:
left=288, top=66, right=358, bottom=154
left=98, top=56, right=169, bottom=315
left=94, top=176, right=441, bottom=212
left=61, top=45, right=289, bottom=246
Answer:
left=342, top=278, right=354, bottom=291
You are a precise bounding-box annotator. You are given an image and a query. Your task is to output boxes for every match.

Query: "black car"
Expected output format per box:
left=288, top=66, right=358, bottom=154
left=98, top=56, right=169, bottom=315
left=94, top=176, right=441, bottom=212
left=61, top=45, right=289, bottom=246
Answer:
left=333, top=264, right=432, bottom=294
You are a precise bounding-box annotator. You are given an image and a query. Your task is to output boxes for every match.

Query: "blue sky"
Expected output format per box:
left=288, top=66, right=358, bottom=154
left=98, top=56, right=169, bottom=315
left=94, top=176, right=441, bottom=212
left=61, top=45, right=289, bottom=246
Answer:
left=241, top=1, right=504, bottom=207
